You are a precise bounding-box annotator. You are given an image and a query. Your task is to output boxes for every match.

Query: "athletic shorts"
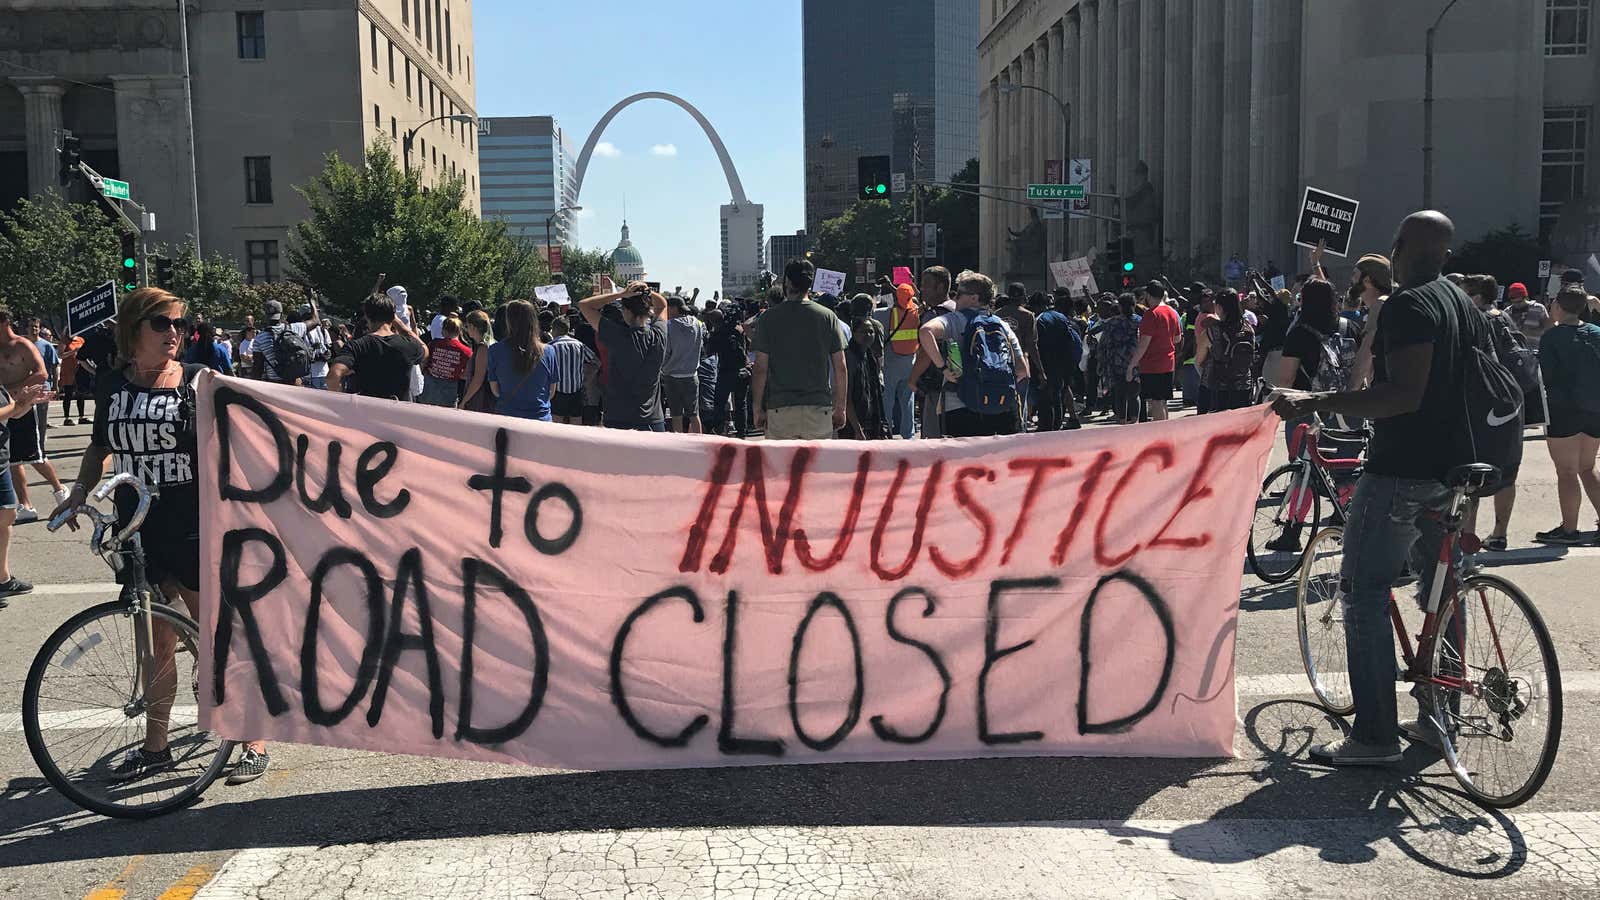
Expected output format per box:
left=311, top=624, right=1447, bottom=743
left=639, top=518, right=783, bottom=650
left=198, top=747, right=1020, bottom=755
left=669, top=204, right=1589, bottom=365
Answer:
left=1138, top=370, right=1175, bottom=402
left=1548, top=408, right=1600, bottom=440
left=118, top=497, right=200, bottom=592
left=663, top=375, right=699, bottom=419
left=551, top=391, right=583, bottom=419
left=8, top=406, right=45, bottom=464
left=0, top=467, right=16, bottom=510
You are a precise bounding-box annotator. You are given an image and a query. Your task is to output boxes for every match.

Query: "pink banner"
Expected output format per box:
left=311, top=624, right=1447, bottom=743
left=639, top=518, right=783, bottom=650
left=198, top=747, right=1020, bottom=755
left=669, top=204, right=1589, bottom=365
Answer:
left=198, top=374, right=1276, bottom=770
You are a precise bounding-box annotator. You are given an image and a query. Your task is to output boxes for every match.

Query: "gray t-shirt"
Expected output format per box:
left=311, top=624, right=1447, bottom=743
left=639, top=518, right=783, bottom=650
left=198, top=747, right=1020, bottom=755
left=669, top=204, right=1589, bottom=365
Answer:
left=933, top=309, right=1022, bottom=413
left=599, top=316, right=668, bottom=426
left=662, top=315, right=704, bottom=378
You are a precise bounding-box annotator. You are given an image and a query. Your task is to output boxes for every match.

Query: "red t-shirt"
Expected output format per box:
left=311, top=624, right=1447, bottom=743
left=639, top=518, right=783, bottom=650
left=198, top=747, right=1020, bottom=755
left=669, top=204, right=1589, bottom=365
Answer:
left=426, top=338, right=472, bottom=381
left=1137, top=303, right=1181, bottom=374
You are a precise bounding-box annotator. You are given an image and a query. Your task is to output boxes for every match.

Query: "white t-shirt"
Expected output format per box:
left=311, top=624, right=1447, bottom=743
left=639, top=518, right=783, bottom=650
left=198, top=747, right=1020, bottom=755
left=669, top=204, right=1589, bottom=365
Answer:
left=429, top=313, right=446, bottom=341
left=933, top=309, right=1023, bottom=413
left=293, top=322, right=332, bottom=379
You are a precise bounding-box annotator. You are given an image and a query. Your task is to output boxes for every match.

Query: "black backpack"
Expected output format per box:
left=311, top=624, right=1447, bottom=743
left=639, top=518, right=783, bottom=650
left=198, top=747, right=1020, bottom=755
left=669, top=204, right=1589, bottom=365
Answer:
left=270, top=324, right=314, bottom=382
left=1455, top=321, right=1525, bottom=495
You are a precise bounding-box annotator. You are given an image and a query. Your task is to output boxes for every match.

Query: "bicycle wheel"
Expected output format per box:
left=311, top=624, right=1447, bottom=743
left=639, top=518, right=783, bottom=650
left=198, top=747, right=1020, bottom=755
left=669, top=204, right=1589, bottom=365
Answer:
left=1296, top=526, right=1353, bottom=715
left=1249, top=463, right=1321, bottom=583
left=23, top=599, right=235, bottom=819
left=1424, top=573, right=1562, bottom=808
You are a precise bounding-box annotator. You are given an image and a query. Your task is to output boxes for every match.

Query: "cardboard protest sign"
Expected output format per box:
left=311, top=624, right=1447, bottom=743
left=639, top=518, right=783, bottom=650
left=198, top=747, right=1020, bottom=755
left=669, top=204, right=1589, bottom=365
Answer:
left=1049, top=257, right=1098, bottom=294
left=893, top=266, right=914, bottom=287
left=1294, top=187, right=1360, bottom=258
left=67, top=280, right=116, bottom=336
left=813, top=268, right=847, bottom=298
left=199, top=377, right=1275, bottom=770
left=533, top=284, right=571, bottom=306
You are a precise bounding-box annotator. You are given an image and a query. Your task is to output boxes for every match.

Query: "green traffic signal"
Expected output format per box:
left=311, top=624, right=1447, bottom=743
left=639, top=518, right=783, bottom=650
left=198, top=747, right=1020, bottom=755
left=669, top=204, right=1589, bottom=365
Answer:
left=1122, top=261, right=1135, bottom=272
left=876, top=184, right=886, bottom=194
left=123, top=258, right=136, bottom=269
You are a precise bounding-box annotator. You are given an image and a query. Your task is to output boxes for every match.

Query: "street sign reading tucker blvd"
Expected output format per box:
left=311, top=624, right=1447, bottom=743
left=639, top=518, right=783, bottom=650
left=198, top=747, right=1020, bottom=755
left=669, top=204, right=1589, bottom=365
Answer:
left=1028, top=183, right=1086, bottom=201
left=100, top=177, right=130, bottom=201
left=67, top=280, right=117, bottom=336
left=1294, top=187, right=1360, bottom=258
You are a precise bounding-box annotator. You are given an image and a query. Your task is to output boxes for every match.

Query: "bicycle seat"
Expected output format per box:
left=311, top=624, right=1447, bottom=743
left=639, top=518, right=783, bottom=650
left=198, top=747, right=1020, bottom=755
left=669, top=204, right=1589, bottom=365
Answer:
left=1446, top=463, right=1501, bottom=493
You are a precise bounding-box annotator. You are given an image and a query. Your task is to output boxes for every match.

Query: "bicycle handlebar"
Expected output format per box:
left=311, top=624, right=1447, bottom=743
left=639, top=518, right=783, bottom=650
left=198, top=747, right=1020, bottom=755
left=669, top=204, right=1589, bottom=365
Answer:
left=46, top=474, right=157, bottom=553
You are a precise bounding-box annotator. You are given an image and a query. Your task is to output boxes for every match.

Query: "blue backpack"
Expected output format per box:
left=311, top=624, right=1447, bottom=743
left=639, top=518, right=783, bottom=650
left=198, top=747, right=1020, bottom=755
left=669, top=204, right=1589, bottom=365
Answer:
left=956, top=309, right=1019, bottom=414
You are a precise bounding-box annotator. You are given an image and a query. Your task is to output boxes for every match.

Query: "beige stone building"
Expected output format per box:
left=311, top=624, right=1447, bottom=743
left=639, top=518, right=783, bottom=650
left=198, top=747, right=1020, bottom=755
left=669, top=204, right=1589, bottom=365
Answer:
left=0, top=0, right=479, bottom=284
left=980, top=0, right=1599, bottom=285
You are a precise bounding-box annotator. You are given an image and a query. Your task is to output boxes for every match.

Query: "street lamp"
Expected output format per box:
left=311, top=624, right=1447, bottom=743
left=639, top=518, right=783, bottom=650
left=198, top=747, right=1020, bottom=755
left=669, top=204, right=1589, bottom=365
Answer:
left=999, top=80, right=1072, bottom=266
left=403, top=114, right=477, bottom=173
left=546, top=205, right=582, bottom=273
left=1423, top=0, right=1463, bottom=208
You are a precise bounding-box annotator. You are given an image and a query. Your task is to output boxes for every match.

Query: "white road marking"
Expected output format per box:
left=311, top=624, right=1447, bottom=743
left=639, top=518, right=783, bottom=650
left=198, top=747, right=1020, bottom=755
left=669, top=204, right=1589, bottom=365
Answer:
left=1238, top=670, right=1600, bottom=696
left=0, top=705, right=198, bottom=733
left=18, top=582, right=122, bottom=597
left=193, top=813, right=1600, bottom=898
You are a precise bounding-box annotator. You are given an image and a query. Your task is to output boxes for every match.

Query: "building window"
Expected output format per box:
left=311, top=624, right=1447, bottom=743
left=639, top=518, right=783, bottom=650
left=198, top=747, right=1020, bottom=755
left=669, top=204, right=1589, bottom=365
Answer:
left=432, top=147, right=438, bottom=167
left=467, top=55, right=472, bottom=83
left=445, top=11, right=453, bottom=72
left=419, top=76, right=426, bottom=110
left=236, top=12, right=265, bottom=59
left=424, top=0, right=432, bottom=50
left=244, top=156, right=272, bottom=204
left=429, top=83, right=435, bottom=117
left=391, top=116, right=398, bottom=141
left=434, top=0, right=443, bottom=60
left=247, top=240, right=279, bottom=284
left=1548, top=0, right=1592, bottom=56
left=405, top=59, right=412, bottom=97
left=413, top=0, right=422, bottom=37
left=402, top=0, right=409, bottom=25
left=374, top=103, right=381, bottom=129
left=370, top=23, right=378, bottom=69
left=388, top=40, right=395, bottom=83
left=1542, top=106, right=1590, bottom=240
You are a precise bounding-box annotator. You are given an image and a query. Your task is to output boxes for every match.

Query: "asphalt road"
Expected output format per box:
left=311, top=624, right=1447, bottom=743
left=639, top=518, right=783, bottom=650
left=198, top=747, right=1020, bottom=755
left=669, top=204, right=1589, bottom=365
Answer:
left=3, top=405, right=1600, bottom=899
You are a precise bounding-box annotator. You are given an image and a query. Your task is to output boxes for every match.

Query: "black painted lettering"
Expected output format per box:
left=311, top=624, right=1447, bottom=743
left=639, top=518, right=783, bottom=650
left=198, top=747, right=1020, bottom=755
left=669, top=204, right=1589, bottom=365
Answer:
left=609, top=586, right=711, bottom=748
left=367, top=549, right=445, bottom=737
left=213, top=528, right=290, bottom=714
left=718, top=590, right=784, bottom=757
left=355, top=442, right=411, bottom=519
left=870, top=587, right=950, bottom=744
left=978, top=577, right=1059, bottom=745
left=456, top=558, right=549, bottom=745
left=467, top=428, right=530, bottom=547
left=1077, top=570, right=1176, bottom=735
left=523, top=482, right=582, bottom=556
left=295, top=434, right=354, bottom=519
left=301, top=548, right=386, bottom=727
left=786, top=592, right=864, bottom=752
left=215, top=386, right=293, bottom=503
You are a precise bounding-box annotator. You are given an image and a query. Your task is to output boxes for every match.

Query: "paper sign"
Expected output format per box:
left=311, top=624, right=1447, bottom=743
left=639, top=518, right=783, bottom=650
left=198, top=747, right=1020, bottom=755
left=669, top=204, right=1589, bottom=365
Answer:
left=1294, top=187, right=1360, bottom=258
left=66, top=280, right=116, bottom=336
left=893, top=266, right=914, bottom=287
left=813, top=268, right=847, bottom=298
left=1271, top=276, right=1286, bottom=292
left=534, top=284, right=571, bottom=306
left=1048, top=257, right=1098, bottom=294
left=198, top=377, right=1277, bottom=771
left=1070, top=158, right=1092, bottom=220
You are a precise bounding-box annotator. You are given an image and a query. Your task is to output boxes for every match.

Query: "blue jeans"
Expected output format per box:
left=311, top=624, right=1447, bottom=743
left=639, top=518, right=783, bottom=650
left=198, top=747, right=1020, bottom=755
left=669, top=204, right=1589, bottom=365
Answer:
left=1340, top=473, right=1453, bottom=746
left=882, top=368, right=915, bottom=439
left=304, top=375, right=327, bottom=390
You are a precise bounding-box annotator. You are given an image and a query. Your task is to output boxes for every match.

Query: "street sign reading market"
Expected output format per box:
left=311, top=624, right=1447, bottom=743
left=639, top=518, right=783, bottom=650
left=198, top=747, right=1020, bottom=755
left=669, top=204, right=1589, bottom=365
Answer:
left=100, top=178, right=130, bottom=201
left=1028, top=184, right=1085, bottom=201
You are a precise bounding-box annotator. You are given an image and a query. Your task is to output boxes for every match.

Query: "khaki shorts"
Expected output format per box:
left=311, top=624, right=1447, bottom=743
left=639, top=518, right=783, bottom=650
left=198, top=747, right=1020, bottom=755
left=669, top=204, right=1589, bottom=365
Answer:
left=765, top=405, right=834, bottom=441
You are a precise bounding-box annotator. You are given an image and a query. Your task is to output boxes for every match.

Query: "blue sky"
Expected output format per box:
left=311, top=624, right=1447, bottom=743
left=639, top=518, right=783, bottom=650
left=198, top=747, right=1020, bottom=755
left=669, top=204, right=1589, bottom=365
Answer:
left=474, top=1, right=804, bottom=293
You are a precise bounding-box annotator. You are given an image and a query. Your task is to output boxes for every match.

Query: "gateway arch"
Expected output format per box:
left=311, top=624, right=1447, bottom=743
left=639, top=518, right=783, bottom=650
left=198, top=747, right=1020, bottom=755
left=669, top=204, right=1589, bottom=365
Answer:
left=574, top=93, right=763, bottom=296
left=573, top=92, right=750, bottom=206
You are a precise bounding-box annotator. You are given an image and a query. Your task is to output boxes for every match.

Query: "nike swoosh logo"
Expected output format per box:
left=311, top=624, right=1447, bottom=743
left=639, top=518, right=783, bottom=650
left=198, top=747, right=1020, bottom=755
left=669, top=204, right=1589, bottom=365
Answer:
left=1486, top=407, right=1522, bottom=428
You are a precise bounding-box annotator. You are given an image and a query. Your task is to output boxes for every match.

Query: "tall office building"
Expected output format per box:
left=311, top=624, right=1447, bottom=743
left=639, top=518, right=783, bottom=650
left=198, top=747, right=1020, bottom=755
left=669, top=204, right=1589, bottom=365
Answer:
left=765, top=230, right=809, bottom=273
left=722, top=203, right=765, bottom=298
left=0, top=0, right=478, bottom=283
left=980, top=0, right=1591, bottom=283
left=803, top=0, right=979, bottom=235
left=478, top=116, right=579, bottom=249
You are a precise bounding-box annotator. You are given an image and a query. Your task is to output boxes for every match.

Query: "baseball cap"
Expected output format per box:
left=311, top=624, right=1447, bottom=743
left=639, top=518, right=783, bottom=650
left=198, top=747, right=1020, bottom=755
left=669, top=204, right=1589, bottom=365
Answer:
left=264, top=299, right=283, bottom=324
left=1507, top=282, right=1529, bottom=298
left=1561, top=269, right=1586, bottom=285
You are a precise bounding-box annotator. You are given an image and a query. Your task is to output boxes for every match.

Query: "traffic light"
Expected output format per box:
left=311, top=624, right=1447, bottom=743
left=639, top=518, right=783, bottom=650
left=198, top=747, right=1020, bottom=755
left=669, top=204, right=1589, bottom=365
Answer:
left=153, top=255, right=174, bottom=291
left=57, top=135, right=81, bottom=187
left=857, top=155, right=892, bottom=200
left=1118, top=236, right=1136, bottom=288
left=119, top=233, right=140, bottom=292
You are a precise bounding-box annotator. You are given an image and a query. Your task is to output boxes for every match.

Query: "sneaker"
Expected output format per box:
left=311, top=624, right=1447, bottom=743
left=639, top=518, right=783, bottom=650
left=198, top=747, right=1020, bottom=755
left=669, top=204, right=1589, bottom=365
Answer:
left=1264, top=533, right=1304, bottom=554
left=1535, top=526, right=1584, bottom=546
left=52, top=487, right=70, bottom=507
left=1064, top=420, right=1083, bottom=430
left=60, top=418, right=74, bottom=427
left=110, top=746, right=173, bottom=782
left=226, top=748, right=270, bottom=785
left=13, top=507, right=38, bottom=525
left=1399, top=718, right=1445, bottom=750
left=0, top=577, right=32, bottom=599
left=1482, top=535, right=1508, bottom=553
left=1308, top=736, right=1404, bottom=766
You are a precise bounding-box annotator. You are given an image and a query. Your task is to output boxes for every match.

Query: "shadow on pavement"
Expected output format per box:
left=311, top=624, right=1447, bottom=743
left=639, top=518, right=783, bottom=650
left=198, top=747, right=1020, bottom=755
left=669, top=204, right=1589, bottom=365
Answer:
left=1478, top=546, right=1571, bottom=568
left=1238, top=580, right=1300, bottom=612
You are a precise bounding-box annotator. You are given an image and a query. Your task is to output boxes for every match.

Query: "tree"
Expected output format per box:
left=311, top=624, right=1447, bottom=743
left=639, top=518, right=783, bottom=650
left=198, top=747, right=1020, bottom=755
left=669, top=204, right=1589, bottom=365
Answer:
left=810, top=199, right=912, bottom=286
left=555, top=245, right=616, bottom=302
left=287, top=139, right=524, bottom=316
left=0, top=191, right=119, bottom=332
left=1449, top=224, right=1543, bottom=294
left=923, top=158, right=980, bottom=270
left=154, top=240, right=250, bottom=324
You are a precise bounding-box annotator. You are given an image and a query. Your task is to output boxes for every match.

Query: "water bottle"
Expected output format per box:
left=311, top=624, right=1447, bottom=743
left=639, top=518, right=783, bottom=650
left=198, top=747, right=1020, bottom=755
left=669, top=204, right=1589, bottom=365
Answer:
left=946, top=339, right=963, bottom=379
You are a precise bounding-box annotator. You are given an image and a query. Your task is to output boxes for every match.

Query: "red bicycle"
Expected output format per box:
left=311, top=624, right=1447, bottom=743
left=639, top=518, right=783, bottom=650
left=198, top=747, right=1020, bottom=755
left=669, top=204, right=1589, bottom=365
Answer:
left=1248, top=417, right=1365, bottom=583
left=1296, top=463, right=1562, bottom=807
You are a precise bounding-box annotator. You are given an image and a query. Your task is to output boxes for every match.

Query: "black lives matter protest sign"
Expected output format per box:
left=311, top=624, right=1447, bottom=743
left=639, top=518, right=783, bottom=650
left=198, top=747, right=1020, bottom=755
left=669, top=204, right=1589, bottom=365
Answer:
left=1294, top=188, right=1361, bottom=258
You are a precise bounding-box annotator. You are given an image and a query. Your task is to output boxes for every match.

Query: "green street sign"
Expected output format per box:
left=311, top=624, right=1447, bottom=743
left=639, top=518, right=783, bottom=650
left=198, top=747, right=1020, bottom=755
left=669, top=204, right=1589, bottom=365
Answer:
left=101, top=178, right=130, bottom=201
left=1027, top=183, right=1085, bottom=201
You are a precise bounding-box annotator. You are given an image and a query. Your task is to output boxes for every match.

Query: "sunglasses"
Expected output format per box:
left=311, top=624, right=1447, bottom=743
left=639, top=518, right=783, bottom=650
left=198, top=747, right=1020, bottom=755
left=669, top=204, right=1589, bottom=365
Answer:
left=143, top=314, right=190, bottom=334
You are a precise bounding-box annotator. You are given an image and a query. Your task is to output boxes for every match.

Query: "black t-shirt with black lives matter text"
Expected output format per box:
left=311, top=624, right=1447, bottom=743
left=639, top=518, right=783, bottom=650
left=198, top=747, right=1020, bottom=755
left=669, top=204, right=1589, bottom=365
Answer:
left=92, top=364, right=202, bottom=531
left=1365, top=277, right=1485, bottom=482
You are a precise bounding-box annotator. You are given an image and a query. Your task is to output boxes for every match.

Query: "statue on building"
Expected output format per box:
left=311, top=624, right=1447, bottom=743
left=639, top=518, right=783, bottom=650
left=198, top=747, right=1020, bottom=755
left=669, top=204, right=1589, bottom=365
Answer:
left=1123, top=160, right=1163, bottom=273
left=1007, top=207, right=1047, bottom=276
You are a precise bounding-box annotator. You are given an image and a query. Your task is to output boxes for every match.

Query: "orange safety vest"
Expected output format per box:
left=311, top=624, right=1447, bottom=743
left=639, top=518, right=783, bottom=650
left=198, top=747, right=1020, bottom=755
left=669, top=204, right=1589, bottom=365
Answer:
left=889, top=303, right=920, bottom=355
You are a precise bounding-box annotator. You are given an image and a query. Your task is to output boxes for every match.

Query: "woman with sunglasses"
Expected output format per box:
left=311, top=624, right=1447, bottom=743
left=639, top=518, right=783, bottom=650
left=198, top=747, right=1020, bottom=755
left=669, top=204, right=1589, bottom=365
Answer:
left=49, top=288, right=270, bottom=786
